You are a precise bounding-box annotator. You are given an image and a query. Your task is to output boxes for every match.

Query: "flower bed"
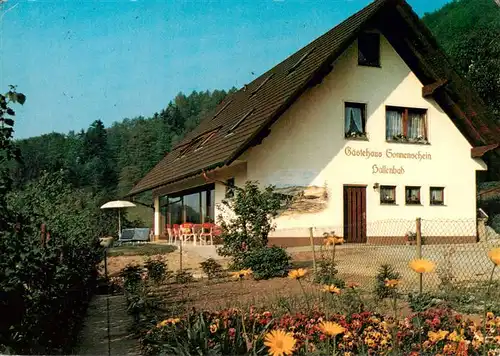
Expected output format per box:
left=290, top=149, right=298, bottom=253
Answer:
left=140, top=307, right=500, bottom=355
left=123, top=247, right=500, bottom=355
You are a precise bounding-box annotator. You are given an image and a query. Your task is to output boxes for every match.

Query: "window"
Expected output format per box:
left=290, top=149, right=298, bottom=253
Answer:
left=405, top=186, right=421, bottom=205
left=380, top=186, right=396, bottom=205
left=358, top=33, right=380, bottom=67
left=386, top=106, right=428, bottom=143
left=225, top=178, right=235, bottom=199
left=430, top=187, right=445, bottom=206
left=345, top=102, right=367, bottom=139
left=164, top=185, right=216, bottom=225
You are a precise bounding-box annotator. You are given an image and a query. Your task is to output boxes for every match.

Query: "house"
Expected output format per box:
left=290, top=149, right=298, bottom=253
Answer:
left=127, top=0, right=500, bottom=246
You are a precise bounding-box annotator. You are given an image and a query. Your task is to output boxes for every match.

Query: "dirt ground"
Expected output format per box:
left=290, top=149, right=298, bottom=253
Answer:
left=104, top=247, right=231, bottom=277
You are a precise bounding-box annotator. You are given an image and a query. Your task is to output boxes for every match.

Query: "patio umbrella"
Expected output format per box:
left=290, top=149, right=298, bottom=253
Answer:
left=100, top=200, right=136, bottom=238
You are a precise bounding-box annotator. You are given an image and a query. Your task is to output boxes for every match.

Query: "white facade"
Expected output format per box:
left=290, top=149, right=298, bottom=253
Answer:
left=153, top=34, right=486, bottom=243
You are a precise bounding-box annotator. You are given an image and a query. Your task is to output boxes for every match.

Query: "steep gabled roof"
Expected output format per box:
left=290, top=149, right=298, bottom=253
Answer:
left=128, top=0, right=500, bottom=197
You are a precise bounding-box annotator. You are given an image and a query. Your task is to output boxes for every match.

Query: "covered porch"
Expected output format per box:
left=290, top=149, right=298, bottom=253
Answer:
left=150, top=162, right=247, bottom=244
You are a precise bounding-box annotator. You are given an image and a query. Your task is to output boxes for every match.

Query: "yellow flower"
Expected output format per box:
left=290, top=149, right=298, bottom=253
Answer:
left=288, top=268, right=307, bottom=280
left=319, top=321, right=346, bottom=336
left=321, top=284, right=341, bottom=294
left=230, top=271, right=243, bottom=279
left=263, top=329, right=296, bottom=356
left=324, top=236, right=344, bottom=245
left=384, top=279, right=400, bottom=288
left=241, top=268, right=253, bottom=276
left=428, top=330, right=449, bottom=342
left=230, top=269, right=252, bottom=280
left=409, top=259, right=436, bottom=273
left=488, top=247, right=500, bottom=266
left=157, top=318, right=180, bottom=327
left=447, top=329, right=465, bottom=342
left=209, top=323, right=218, bottom=334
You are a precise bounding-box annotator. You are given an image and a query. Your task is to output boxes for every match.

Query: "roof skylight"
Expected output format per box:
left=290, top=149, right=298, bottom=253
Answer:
left=287, top=47, right=316, bottom=75
left=211, top=100, right=232, bottom=121
left=227, top=109, right=255, bottom=135
left=250, top=74, right=275, bottom=97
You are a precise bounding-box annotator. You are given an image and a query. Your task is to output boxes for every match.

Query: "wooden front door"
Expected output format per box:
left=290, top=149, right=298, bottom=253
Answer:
left=343, top=185, right=367, bottom=243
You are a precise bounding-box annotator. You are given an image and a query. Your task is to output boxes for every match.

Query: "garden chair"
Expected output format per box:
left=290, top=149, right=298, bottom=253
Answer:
left=165, top=224, right=175, bottom=244
left=180, top=223, right=197, bottom=245
left=173, top=224, right=181, bottom=244
left=199, top=223, right=214, bottom=245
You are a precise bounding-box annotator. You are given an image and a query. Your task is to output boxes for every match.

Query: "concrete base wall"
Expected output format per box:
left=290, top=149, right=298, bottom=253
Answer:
left=268, top=235, right=478, bottom=247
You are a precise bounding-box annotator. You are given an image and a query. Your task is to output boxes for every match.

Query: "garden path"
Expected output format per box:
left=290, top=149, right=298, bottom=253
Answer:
left=75, top=294, right=140, bottom=356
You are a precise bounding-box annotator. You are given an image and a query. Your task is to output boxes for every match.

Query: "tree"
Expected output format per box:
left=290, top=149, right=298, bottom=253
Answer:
left=0, top=86, right=25, bottom=230
left=81, top=119, right=117, bottom=196
left=216, top=181, right=284, bottom=265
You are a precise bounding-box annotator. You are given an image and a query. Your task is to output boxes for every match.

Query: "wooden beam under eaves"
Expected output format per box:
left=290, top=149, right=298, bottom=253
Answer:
left=422, top=79, right=448, bottom=98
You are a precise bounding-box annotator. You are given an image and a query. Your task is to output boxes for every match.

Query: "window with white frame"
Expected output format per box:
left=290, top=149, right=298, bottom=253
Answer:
left=380, top=186, right=396, bottom=205
left=430, top=187, right=444, bottom=205
left=386, top=106, right=428, bottom=144
left=345, top=102, right=367, bottom=139
left=405, top=186, right=421, bottom=205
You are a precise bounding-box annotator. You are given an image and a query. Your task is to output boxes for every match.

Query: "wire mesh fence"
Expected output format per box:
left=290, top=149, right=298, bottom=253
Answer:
left=273, top=217, right=500, bottom=293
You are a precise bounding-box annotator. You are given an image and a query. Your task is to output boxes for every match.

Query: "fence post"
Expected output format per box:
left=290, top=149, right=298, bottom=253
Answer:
left=179, top=241, right=183, bottom=273
left=309, top=227, right=317, bottom=275
left=416, top=217, right=423, bottom=293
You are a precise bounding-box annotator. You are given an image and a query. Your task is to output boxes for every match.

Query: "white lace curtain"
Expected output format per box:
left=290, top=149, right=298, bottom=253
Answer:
left=386, top=110, right=403, bottom=139
left=345, top=106, right=363, bottom=134
left=386, top=109, right=425, bottom=139
left=408, top=111, right=425, bottom=138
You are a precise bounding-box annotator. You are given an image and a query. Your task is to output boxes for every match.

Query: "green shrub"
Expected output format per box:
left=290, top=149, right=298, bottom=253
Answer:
left=313, top=258, right=345, bottom=288
left=216, top=181, right=285, bottom=266
left=241, top=246, right=290, bottom=280
left=200, top=258, right=223, bottom=280
left=144, top=257, right=168, bottom=284
left=407, top=292, right=445, bottom=312
left=175, top=269, right=195, bottom=284
left=374, top=264, right=401, bottom=300
left=120, top=264, right=144, bottom=293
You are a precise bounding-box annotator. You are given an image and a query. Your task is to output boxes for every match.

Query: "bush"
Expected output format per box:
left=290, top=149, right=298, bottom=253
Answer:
left=313, top=258, right=345, bottom=288
left=200, top=258, right=224, bottom=280
left=144, top=256, right=168, bottom=284
left=175, top=269, right=195, bottom=284
left=374, top=264, right=401, bottom=300
left=241, top=246, right=290, bottom=280
left=216, top=181, right=285, bottom=265
left=120, top=264, right=144, bottom=293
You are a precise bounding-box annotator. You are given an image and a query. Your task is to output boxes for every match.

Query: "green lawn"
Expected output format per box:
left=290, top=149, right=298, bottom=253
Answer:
left=107, top=243, right=177, bottom=257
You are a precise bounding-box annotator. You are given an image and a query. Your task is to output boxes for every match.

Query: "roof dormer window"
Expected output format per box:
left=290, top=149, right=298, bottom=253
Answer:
left=358, top=32, right=380, bottom=67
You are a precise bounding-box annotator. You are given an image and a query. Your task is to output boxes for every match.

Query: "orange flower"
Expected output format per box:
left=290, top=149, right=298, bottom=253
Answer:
left=321, top=284, right=341, bottom=294
left=319, top=321, right=346, bottom=336
left=324, top=236, right=344, bottom=246
left=264, top=330, right=296, bottom=356
left=488, top=247, right=500, bottom=266
left=428, top=330, right=449, bottom=342
left=384, top=279, right=400, bottom=288
left=288, top=268, right=307, bottom=280
left=409, top=259, right=436, bottom=273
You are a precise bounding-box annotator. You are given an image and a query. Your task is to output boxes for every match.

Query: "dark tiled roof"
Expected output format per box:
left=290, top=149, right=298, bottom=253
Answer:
left=128, top=0, right=500, bottom=196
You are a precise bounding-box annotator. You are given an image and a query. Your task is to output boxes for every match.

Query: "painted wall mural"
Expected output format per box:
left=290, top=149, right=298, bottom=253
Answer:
left=275, top=185, right=329, bottom=216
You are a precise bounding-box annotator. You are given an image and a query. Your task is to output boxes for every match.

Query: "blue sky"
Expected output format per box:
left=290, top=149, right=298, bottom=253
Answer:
left=0, top=0, right=450, bottom=139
